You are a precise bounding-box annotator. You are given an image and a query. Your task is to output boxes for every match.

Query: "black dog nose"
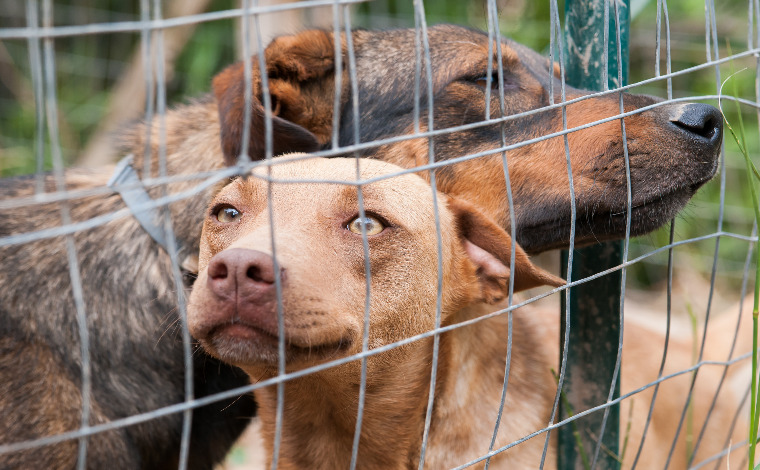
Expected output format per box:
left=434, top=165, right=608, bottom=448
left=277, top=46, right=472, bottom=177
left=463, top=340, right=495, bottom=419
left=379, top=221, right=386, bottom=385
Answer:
left=207, top=248, right=282, bottom=300
left=669, top=103, right=723, bottom=148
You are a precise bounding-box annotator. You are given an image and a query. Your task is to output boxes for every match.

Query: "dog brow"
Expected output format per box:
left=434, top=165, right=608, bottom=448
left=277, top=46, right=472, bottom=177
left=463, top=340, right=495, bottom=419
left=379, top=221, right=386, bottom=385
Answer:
left=337, top=184, right=381, bottom=209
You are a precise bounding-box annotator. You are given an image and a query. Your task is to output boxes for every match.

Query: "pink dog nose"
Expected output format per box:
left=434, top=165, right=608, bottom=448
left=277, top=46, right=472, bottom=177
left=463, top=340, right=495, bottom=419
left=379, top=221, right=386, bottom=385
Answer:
left=206, top=248, right=282, bottom=300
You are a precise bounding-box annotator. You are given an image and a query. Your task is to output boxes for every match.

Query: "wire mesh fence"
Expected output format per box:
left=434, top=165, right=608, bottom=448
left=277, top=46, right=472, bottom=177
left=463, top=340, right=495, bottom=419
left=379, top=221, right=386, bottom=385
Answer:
left=0, top=0, right=757, bottom=469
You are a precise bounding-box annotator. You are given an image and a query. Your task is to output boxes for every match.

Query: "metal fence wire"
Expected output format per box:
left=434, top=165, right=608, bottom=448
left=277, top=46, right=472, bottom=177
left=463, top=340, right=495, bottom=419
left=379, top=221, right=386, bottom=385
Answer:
left=0, top=0, right=758, bottom=469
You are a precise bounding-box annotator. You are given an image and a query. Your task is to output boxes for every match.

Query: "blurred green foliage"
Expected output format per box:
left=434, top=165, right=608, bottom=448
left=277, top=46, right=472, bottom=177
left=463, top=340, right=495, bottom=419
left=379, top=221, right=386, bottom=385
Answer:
left=0, top=0, right=237, bottom=174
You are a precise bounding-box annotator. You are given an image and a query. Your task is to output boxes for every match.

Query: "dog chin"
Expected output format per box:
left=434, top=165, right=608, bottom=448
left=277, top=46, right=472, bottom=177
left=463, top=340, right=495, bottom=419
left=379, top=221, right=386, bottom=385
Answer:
left=612, top=187, right=696, bottom=235
left=203, top=323, right=354, bottom=369
left=202, top=323, right=282, bottom=367
left=518, top=186, right=698, bottom=252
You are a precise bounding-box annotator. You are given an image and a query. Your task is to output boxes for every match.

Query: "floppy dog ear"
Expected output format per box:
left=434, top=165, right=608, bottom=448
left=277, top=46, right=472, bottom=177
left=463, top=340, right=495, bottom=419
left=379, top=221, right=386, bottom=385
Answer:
left=212, top=30, right=339, bottom=164
left=449, top=197, right=564, bottom=303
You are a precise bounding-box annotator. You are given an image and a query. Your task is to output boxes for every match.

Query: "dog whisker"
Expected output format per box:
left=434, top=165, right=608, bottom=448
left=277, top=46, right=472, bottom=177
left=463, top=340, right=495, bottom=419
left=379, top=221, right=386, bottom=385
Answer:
left=219, top=393, right=248, bottom=413
left=157, top=308, right=181, bottom=346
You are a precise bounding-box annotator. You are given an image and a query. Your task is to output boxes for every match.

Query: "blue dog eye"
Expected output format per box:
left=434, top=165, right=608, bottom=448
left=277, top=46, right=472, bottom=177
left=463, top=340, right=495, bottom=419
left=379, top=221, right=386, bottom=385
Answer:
left=347, top=215, right=384, bottom=236
left=215, top=205, right=241, bottom=223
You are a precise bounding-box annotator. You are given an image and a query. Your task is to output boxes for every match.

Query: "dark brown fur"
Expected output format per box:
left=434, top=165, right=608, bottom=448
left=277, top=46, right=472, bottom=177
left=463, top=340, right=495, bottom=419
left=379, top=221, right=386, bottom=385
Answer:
left=0, top=105, right=255, bottom=469
left=0, top=24, right=721, bottom=468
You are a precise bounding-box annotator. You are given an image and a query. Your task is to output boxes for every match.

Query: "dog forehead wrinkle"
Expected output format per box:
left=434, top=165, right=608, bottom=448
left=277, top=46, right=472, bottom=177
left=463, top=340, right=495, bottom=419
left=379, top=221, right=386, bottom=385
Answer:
left=355, top=26, right=520, bottom=82
left=345, top=30, right=555, bottom=152
left=351, top=26, right=504, bottom=111
left=253, top=156, right=433, bottom=193
left=245, top=157, right=443, bottom=236
left=228, top=175, right=264, bottom=205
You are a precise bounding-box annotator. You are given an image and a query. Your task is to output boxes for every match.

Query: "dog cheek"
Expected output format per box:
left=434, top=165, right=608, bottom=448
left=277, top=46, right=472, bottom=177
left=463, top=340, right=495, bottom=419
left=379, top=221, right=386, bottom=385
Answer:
left=281, top=255, right=361, bottom=335
left=187, top=271, right=212, bottom=339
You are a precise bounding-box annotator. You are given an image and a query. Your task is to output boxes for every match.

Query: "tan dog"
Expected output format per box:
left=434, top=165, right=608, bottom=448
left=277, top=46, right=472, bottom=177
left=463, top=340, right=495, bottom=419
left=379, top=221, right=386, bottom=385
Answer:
left=188, top=155, right=564, bottom=468
left=188, top=155, right=748, bottom=469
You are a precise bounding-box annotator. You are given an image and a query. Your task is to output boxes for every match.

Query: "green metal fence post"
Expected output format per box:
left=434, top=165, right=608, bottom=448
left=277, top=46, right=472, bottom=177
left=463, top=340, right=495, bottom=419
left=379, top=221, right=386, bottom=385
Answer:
left=558, top=0, right=629, bottom=469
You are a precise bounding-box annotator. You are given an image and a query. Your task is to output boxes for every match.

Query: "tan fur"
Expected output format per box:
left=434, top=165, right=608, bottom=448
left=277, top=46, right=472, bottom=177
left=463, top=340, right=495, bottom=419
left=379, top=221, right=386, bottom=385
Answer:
left=531, top=299, right=752, bottom=469
left=188, top=155, right=565, bottom=468
left=622, top=306, right=751, bottom=468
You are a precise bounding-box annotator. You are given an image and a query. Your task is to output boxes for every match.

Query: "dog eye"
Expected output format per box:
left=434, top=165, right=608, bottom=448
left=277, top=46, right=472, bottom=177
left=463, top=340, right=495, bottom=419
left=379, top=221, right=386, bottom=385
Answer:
left=214, top=204, right=242, bottom=223
left=472, top=73, right=517, bottom=91
left=347, top=215, right=384, bottom=236
left=473, top=73, right=500, bottom=89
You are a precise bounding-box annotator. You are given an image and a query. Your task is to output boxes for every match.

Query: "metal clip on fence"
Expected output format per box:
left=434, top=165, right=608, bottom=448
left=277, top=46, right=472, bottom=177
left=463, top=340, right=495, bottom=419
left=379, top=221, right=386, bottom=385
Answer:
left=107, top=155, right=175, bottom=253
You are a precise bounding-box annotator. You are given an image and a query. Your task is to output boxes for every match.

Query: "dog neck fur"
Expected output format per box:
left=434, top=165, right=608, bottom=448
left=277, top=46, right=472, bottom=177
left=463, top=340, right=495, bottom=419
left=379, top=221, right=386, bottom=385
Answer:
left=251, top=301, right=557, bottom=469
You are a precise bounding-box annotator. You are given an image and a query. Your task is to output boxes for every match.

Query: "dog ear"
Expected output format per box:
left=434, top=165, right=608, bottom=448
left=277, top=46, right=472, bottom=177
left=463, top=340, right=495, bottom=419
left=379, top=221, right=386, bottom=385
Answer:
left=552, top=61, right=562, bottom=78
left=448, top=197, right=564, bottom=302
left=212, top=30, right=339, bottom=165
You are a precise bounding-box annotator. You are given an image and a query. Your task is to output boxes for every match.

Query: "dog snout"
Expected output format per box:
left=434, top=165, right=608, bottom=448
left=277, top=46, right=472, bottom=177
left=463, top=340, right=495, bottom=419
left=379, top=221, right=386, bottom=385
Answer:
left=667, top=103, right=723, bottom=150
left=207, top=248, right=283, bottom=301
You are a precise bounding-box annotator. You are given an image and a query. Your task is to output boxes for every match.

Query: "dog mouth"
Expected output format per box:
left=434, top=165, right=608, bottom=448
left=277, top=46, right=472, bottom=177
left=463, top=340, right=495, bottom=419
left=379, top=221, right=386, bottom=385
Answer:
left=517, top=184, right=702, bottom=253
left=201, top=320, right=354, bottom=368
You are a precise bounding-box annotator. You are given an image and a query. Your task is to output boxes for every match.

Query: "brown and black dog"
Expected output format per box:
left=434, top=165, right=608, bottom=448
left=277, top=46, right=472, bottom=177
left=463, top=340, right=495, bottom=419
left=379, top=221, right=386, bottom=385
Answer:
left=212, top=25, right=722, bottom=252
left=0, top=25, right=721, bottom=469
left=187, top=155, right=745, bottom=469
